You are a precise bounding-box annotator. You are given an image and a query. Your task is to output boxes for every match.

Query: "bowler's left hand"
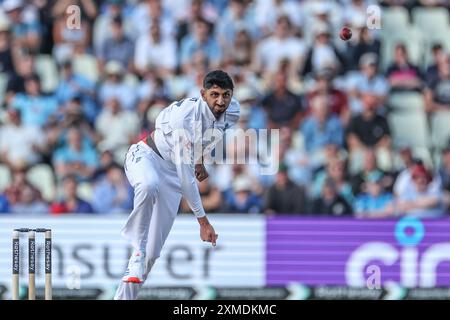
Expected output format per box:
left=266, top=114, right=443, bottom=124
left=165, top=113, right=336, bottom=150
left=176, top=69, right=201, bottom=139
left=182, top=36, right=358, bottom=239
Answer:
left=195, top=164, right=209, bottom=182
left=198, top=216, right=218, bottom=247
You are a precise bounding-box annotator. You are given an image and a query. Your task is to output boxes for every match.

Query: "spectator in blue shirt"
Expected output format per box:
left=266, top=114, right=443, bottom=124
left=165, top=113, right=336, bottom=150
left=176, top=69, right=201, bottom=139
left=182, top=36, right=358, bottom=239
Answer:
left=53, top=126, right=98, bottom=181
left=11, top=184, right=49, bottom=214
left=98, top=14, right=135, bottom=73
left=216, top=0, right=259, bottom=48
left=2, top=0, right=41, bottom=52
left=92, top=164, right=133, bottom=213
left=0, top=194, right=10, bottom=213
left=234, top=84, right=267, bottom=130
left=55, top=59, right=98, bottom=123
left=11, top=74, right=58, bottom=128
left=98, top=61, right=137, bottom=111
left=223, top=175, right=263, bottom=213
left=301, top=94, right=344, bottom=154
left=180, top=17, right=221, bottom=74
left=347, top=53, right=389, bottom=114
left=354, top=171, right=393, bottom=218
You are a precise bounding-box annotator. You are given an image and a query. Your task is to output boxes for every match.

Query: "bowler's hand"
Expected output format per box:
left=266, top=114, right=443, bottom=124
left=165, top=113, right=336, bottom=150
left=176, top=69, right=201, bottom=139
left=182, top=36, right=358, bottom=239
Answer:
left=198, top=216, right=218, bottom=247
left=195, top=164, right=209, bottom=182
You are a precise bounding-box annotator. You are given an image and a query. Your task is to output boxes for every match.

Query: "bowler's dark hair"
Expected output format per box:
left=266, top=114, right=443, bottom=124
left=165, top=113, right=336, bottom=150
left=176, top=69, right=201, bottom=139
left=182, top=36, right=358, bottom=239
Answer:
left=203, top=70, right=234, bottom=91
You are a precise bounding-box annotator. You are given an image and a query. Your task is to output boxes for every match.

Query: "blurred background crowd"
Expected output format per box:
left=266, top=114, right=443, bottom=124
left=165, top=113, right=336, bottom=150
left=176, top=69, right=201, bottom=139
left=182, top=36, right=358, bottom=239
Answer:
left=0, top=0, right=449, bottom=218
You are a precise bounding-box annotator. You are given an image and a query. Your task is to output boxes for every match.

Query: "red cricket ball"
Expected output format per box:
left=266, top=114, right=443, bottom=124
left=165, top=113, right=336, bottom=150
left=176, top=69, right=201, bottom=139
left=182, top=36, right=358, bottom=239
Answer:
left=339, top=27, right=352, bottom=41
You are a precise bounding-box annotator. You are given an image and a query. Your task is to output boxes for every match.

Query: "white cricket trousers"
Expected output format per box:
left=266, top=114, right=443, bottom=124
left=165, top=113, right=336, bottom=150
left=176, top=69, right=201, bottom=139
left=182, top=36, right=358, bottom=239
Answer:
left=114, top=141, right=182, bottom=300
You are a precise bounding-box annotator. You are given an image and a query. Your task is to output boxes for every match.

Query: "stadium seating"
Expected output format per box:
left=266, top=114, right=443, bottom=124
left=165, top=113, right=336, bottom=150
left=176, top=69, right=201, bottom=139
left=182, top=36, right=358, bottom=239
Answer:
left=380, top=26, right=425, bottom=71
left=26, top=164, right=56, bottom=202
left=434, top=150, right=443, bottom=168
left=413, top=8, right=450, bottom=69
left=388, top=111, right=430, bottom=149
left=77, top=181, right=94, bottom=202
left=73, top=53, right=100, bottom=83
left=0, top=165, right=11, bottom=192
left=388, top=92, right=425, bottom=112
left=422, top=26, right=450, bottom=68
left=414, top=147, right=434, bottom=169
left=392, top=146, right=434, bottom=169
left=34, top=54, right=60, bottom=93
left=412, top=7, right=449, bottom=34
left=1, top=1, right=449, bottom=218
left=382, top=7, right=410, bottom=30
left=431, top=111, right=450, bottom=151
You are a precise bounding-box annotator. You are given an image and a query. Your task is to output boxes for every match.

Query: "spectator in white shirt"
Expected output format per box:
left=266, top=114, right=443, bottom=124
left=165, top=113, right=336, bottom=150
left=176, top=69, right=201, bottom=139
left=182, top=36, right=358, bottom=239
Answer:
left=394, top=159, right=442, bottom=200
left=95, top=98, right=140, bottom=164
left=130, top=0, right=175, bottom=41
left=253, top=0, right=303, bottom=36
left=388, top=163, right=445, bottom=218
left=134, top=21, right=177, bottom=78
left=0, top=108, right=47, bottom=170
left=254, top=15, right=306, bottom=79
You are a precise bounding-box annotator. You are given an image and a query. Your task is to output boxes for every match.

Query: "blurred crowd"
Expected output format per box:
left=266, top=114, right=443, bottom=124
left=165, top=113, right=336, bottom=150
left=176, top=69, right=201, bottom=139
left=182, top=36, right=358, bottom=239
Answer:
left=0, top=0, right=450, bottom=218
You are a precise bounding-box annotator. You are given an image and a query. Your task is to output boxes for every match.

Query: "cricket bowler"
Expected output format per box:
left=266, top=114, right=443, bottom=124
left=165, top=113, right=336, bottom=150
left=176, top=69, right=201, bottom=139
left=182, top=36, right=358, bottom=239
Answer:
left=114, top=70, right=240, bottom=300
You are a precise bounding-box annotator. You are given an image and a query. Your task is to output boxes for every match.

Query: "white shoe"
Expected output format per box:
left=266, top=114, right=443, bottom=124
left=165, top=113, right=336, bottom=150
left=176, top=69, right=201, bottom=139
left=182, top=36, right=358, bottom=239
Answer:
left=122, top=251, right=145, bottom=283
